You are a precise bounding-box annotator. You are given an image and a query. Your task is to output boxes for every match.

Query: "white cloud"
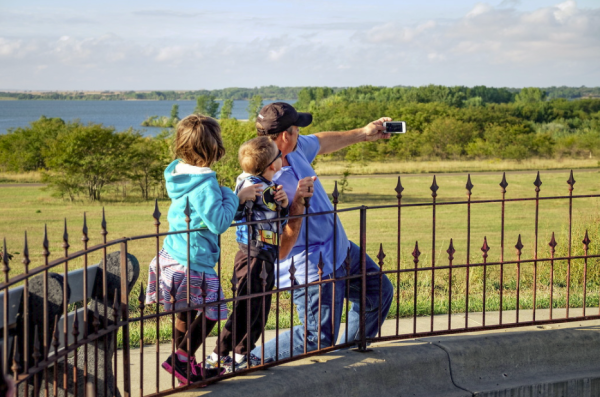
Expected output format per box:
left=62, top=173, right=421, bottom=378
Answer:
left=0, top=1, right=598, bottom=89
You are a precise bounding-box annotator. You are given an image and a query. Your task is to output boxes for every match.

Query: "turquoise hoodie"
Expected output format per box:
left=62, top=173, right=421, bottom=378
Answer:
left=162, top=160, right=239, bottom=275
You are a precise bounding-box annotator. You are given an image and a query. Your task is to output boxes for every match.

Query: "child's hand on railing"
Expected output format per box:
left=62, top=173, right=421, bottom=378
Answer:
left=274, top=185, right=289, bottom=208
left=237, top=184, right=263, bottom=203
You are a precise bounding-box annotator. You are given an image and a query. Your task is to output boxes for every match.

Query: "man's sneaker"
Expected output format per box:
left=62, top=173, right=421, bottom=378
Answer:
left=204, top=355, right=233, bottom=372
left=231, top=353, right=262, bottom=371
left=162, top=354, right=225, bottom=385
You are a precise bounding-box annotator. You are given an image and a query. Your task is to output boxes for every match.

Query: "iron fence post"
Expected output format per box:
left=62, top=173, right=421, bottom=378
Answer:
left=358, top=206, right=368, bottom=352
left=120, top=241, right=131, bottom=397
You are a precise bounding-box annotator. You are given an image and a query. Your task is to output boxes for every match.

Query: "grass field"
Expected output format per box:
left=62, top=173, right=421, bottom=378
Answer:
left=314, top=158, right=599, bottom=176
left=2, top=168, right=600, bottom=347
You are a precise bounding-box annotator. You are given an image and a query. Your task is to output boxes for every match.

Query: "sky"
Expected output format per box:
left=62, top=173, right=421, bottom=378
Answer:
left=0, top=0, right=599, bottom=90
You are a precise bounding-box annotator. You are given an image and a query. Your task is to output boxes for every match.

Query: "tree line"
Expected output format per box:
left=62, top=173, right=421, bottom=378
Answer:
left=1, top=85, right=599, bottom=202
left=2, top=85, right=599, bottom=101
left=295, top=86, right=600, bottom=162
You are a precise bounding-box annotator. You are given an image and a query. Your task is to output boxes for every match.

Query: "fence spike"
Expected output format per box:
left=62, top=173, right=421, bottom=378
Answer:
left=317, top=252, right=324, bottom=277
left=289, top=257, right=296, bottom=283
left=430, top=176, right=439, bottom=198
left=395, top=176, right=404, bottom=199
left=412, top=241, right=421, bottom=266
left=231, top=268, right=238, bottom=294
left=583, top=230, right=591, bottom=251
left=62, top=218, right=70, bottom=252
left=138, top=283, right=146, bottom=311
left=2, top=238, right=9, bottom=281
left=446, top=239, right=455, bottom=261
left=100, top=208, right=107, bottom=238
left=11, top=335, right=20, bottom=376
left=184, top=197, right=191, bottom=223
left=82, top=212, right=89, bottom=244
left=481, top=236, right=490, bottom=259
left=153, top=199, right=161, bottom=227
left=515, top=234, right=524, bottom=256
left=22, top=231, right=30, bottom=271
left=567, top=170, right=576, bottom=191
left=466, top=174, right=474, bottom=196
left=500, top=172, right=508, bottom=193
left=169, top=275, right=178, bottom=305
left=377, top=244, right=386, bottom=268
left=534, top=171, right=542, bottom=192
left=260, top=262, right=268, bottom=288
left=549, top=232, right=558, bottom=253
left=43, top=224, right=50, bottom=258
left=332, top=181, right=339, bottom=205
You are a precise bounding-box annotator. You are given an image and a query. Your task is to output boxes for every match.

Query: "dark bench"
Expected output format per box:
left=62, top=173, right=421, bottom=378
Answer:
left=0, top=251, right=139, bottom=397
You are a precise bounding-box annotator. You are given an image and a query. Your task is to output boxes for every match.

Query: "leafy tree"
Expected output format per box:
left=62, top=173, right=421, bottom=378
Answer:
left=128, top=135, right=171, bottom=200
left=515, top=87, right=548, bottom=104
left=0, top=116, right=65, bottom=171
left=170, top=104, right=179, bottom=120
left=194, top=95, right=219, bottom=118
left=220, top=99, right=234, bottom=119
left=42, top=122, right=139, bottom=201
left=212, top=119, right=256, bottom=187
left=247, top=95, right=263, bottom=121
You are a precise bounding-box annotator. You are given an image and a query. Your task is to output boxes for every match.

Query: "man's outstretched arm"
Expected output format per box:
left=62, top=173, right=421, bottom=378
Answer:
left=314, top=117, right=392, bottom=155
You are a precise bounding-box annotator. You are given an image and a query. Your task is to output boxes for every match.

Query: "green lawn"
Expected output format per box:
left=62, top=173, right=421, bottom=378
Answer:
left=2, top=168, right=600, bottom=347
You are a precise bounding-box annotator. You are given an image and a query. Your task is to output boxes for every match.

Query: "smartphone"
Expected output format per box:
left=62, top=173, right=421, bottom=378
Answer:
left=383, top=121, right=406, bottom=134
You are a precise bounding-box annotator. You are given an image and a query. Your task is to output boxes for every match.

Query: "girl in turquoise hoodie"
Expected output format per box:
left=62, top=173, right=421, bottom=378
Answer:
left=145, top=114, right=261, bottom=385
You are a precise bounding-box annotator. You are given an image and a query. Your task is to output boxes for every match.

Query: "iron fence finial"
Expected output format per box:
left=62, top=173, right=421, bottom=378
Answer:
left=549, top=232, right=558, bottom=253
left=317, top=252, right=324, bottom=277
left=430, top=176, right=439, bottom=198
left=412, top=241, right=421, bottom=266
left=289, top=257, right=296, bottom=283
left=82, top=212, right=89, bottom=244
left=332, top=181, right=339, bottom=205
left=153, top=199, right=161, bottom=226
left=377, top=244, right=386, bottom=268
left=583, top=230, right=591, bottom=251
left=567, top=170, right=576, bottom=191
left=466, top=174, right=474, bottom=196
left=395, top=176, right=404, bottom=199
left=515, top=234, right=524, bottom=256
left=481, top=237, right=490, bottom=259
left=500, top=172, right=508, bottom=193
left=42, top=224, right=50, bottom=258
left=62, top=218, right=70, bottom=252
left=138, top=283, right=146, bottom=311
left=447, top=239, right=455, bottom=262
left=22, top=231, right=30, bottom=270
left=101, top=207, right=107, bottom=238
left=534, top=171, right=542, bottom=192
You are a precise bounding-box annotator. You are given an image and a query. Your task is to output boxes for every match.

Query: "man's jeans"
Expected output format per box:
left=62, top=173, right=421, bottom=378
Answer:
left=252, top=241, right=394, bottom=362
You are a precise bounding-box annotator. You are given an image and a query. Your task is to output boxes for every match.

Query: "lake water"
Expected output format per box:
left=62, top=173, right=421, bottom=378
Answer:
left=0, top=99, right=296, bottom=137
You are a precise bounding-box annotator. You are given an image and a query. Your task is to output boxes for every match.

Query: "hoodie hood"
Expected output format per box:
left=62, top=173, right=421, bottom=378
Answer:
left=164, top=160, right=216, bottom=200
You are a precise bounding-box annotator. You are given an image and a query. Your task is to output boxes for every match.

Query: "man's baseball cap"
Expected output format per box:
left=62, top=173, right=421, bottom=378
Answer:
left=256, top=102, right=312, bottom=136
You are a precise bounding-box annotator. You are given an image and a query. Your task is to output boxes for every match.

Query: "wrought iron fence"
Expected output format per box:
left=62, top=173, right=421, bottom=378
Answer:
left=1, top=170, right=600, bottom=396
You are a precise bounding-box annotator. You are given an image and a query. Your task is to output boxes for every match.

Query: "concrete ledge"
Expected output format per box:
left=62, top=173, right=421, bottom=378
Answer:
left=196, top=342, right=470, bottom=397
left=425, top=323, right=600, bottom=397
left=171, top=319, right=600, bottom=397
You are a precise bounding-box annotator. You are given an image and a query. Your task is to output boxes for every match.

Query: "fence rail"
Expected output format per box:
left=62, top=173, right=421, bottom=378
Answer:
left=1, top=170, right=599, bottom=396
